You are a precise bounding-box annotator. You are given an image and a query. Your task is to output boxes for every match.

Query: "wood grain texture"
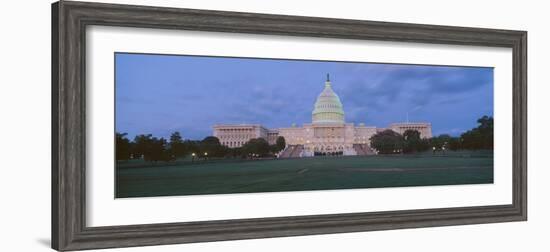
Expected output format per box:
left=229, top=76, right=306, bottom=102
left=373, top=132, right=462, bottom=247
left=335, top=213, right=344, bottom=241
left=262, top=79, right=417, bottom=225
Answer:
left=51, top=1, right=527, bottom=251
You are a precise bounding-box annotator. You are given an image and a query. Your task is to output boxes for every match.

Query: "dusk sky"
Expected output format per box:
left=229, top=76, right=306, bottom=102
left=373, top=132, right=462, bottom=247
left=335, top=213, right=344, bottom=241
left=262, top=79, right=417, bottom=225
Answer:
left=115, top=53, right=493, bottom=140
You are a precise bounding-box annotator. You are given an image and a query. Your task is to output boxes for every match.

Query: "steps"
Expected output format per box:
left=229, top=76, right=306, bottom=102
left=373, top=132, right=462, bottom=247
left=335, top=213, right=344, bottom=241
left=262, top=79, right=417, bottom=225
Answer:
left=291, top=145, right=303, bottom=157
left=353, top=144, right=376, bottom=156
left=279, top=145, right=304, bottom=158
left=282, top=144, right=374, bottom=158
left=279, top=146, right=294, bottom=158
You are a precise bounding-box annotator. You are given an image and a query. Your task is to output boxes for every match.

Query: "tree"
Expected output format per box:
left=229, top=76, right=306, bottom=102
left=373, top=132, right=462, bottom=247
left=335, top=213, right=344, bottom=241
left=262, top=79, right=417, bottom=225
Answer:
left=275, top=136, right=286, bottom=152
left=150, top=137, right=172, bottom=161
left=132, top=134, right=153, bottom=160
left=184, top=140, right=200, bottom=157
left=200, top=136, right=226, bottom=157
left=269, top=136, right=286, bottom=154
left=447, top=138, right=462, bottom=151
left=402, top=129, right=429, bottom=153
left=476, top=115, right=494, bottom=149
left=431, top=134, right=451, bottom=149
left=431, top=134, right=461, bottom=151
left=169, top=131, right=187, bottom=158
left=202, top=136, right=220, bottom=145
left=242, top=138, right=270, bottom=157
left=132, top=134, right=172, bottom=162
left=369, top=130, right=404, bottom=154
left=226, top=146, right=243, bottom=158
left=116, top=132, right=131, bottom=161
left=460, top=115, right=494, bottom=150
left=427, top=115, right=493, bottom=151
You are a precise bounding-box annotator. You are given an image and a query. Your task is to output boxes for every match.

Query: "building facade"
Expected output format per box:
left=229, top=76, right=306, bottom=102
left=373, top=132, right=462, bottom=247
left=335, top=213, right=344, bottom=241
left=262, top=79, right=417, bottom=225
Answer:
left=213, top=124, right=269, bottom=148
left=389, top=123, right=432, bottom=139
left=212, top=75, right=432, bottom=157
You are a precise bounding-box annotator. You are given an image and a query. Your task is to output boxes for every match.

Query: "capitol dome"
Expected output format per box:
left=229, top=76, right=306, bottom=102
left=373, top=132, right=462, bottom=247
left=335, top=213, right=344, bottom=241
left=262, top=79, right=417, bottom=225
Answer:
left=312, top=74, right=345, bottom=124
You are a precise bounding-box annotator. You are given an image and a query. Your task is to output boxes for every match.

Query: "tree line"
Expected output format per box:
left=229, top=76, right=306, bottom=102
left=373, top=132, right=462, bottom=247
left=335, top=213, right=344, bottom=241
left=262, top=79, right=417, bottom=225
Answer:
left=116, top=131, right=286, bottom=162
left=117, top=116, right=493, bottom=160
left=369, top=115, right=494, bottom=154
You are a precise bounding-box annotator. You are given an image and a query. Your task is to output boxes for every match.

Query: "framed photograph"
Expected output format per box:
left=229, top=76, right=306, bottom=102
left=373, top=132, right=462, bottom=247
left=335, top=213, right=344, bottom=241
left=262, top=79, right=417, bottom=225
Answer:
left=52, top=1, right=527, bottom=251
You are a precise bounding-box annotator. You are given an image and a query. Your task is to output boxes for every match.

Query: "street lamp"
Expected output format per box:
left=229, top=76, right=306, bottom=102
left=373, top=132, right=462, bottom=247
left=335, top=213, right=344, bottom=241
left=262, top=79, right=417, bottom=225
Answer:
left=191, top=153, right=196, bottom=162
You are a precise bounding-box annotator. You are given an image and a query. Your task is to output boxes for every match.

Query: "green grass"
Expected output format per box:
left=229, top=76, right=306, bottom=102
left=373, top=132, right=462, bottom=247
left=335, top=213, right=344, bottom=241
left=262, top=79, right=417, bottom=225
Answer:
left=116, top=151, right=493, bottom=198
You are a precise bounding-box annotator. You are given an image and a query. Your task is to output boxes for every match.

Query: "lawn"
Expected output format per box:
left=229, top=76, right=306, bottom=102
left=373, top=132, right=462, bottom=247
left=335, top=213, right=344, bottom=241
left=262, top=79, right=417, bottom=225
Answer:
left=116, top=151, right=493, bottom=198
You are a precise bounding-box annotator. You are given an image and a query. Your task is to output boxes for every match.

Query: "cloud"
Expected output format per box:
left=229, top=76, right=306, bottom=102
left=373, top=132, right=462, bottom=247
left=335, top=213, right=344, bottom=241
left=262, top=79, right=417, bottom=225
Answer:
left=338, top=65, right=492, bottom=123
left=115, top=53, right=493, bottom=139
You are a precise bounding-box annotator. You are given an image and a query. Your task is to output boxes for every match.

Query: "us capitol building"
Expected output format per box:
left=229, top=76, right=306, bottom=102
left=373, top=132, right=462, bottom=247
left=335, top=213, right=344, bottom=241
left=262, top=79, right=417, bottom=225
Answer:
left=213, top=75, right=432, bottom=157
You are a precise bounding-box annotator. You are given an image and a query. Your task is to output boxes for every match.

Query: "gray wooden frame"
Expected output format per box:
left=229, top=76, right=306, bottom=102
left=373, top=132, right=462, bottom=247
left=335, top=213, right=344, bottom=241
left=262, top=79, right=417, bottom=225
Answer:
left=52, top=1, right=527, bottom=251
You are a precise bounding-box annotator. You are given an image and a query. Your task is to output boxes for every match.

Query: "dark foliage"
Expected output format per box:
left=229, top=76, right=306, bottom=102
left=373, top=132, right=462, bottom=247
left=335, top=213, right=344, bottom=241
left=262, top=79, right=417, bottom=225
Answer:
left=429, top=116, right=494, bottom=151
left=402, top=129, right=430, bottom=153
left=460, top=116, right=493, bottom=150
left=242, top=138, right=271, bottom=157
left=132, top=134, right=172, bottom=162
left=269, top=136, right=287, bottom=154
left=276, top=136, right=286, bottom=151
left=370, top=130, right=404, bottom=154
left=200, top=136, right=227, bottom=157
left=169, top=132, right=186, bottom=158
left=115, top=116, right=492, bottom=162
left=115, top=133, right=131, bottom=161
left=116, top=132, right=287, bottom=163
